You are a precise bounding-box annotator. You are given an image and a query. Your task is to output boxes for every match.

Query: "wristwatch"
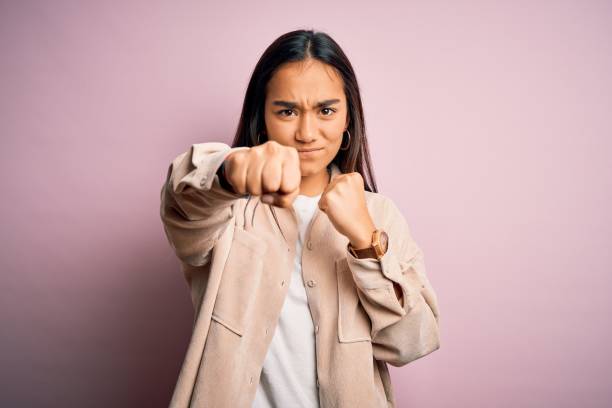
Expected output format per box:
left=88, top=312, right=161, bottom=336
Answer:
left=348, top=229, right=389, bottom=260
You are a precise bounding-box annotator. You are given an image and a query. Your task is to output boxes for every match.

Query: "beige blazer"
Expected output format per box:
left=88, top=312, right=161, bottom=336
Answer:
left=160, top=142, right=441, bottom=407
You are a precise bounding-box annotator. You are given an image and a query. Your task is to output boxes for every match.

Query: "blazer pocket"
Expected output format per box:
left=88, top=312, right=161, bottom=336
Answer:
left=211, top=227, right=267, bottom=337
left=336, top=256, right=372, bottom=343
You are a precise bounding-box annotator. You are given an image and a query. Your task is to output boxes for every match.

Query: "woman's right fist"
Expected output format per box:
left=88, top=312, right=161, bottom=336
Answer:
left=222, top=140, right=301, bottom=208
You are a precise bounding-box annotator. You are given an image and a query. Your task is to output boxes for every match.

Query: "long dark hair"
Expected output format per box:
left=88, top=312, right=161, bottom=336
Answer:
left=231, top=29, right=378, bottom=193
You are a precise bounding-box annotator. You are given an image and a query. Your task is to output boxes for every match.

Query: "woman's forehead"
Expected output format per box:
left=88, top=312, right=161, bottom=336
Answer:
left=267, top=60, right=344, bottom=103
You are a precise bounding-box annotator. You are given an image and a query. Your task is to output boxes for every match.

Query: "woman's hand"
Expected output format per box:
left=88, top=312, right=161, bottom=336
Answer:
left=222, top=140, right=301, bottom=208
left=318, top=172, right=376, bottom=249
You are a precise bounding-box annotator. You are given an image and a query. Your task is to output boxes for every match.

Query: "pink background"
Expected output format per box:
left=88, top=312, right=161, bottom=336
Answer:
left=1, top=1, right=610, bottom=407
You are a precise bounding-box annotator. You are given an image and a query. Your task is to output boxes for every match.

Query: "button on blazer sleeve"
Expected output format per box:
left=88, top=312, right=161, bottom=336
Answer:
left=345, top=197, right=441, bottom=367
left=160, top=142, right=249, bottom=269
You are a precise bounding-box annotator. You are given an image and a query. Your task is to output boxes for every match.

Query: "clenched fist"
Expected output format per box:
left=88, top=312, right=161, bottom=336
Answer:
left=221, top=140, right=301, bottom=208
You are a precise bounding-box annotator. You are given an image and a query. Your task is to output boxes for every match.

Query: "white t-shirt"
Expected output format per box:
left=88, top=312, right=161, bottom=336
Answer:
left=252, top=193, right=322, bottom=407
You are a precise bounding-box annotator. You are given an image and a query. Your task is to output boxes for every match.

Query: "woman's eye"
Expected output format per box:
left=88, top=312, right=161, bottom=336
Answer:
left=278, top=109, right=295, bottom=117
left=321, top=107, right=336, bottom=116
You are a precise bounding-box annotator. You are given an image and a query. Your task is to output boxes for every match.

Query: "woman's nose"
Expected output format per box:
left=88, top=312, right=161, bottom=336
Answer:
left=295, top=112, right=317, bottom=142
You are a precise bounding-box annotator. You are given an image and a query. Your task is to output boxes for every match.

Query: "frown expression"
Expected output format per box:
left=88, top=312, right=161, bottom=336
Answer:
left=264, top=58, right=349, bottom=177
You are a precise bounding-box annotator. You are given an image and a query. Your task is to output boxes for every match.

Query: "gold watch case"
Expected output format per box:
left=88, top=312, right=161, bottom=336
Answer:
left=348, top=229, right=389, bottom=260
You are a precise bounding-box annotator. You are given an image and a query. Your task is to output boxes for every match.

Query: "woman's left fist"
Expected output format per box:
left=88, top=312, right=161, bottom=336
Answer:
left=318, top=171, right=376, bottom=249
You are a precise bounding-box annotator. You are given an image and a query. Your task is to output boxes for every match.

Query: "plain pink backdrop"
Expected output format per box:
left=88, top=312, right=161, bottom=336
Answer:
left=1, top=1, right=610, bottom=407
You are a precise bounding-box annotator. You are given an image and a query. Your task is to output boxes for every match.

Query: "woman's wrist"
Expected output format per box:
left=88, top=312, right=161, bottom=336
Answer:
left=216, top=161, right=236, bottom=193
left=348, top=223, right=377, bottom=250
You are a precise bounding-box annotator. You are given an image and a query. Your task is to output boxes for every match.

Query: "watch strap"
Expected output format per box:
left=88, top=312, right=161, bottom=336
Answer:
left=348, top=229, right=388, bottom=260
left=348, top=243, right=379, bottom=260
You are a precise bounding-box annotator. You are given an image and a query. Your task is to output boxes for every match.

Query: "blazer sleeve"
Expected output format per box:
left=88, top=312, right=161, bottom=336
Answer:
left=159, top=142, right=250, bottom=269
left=345, top=198, right=441, bottom=367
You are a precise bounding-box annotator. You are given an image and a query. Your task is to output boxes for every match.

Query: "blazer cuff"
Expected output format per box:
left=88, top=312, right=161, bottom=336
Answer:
left=346, top=245, right=420, bottom=317
left=171, top=142, right=250, bottom=196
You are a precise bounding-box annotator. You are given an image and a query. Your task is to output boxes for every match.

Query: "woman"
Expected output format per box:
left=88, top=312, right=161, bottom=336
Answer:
left=160, top=29, right=440, bottom=408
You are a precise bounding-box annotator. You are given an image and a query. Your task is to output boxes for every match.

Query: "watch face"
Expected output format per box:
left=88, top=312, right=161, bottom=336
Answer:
left=380, top=231, right=389, bottom=252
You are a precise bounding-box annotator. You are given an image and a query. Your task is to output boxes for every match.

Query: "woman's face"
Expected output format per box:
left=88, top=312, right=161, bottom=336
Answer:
left=263, top=58, right=349, bottom=177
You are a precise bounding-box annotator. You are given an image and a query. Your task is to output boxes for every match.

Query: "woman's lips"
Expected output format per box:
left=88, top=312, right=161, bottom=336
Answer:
left=298, top=147, right=324, bottom=157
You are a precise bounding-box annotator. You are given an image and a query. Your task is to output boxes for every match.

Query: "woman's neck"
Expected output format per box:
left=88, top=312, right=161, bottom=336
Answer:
left=299, top=166, right=331, bottom=197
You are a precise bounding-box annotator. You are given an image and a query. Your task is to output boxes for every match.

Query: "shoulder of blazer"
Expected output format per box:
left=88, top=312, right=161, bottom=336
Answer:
left=363, top=191, right=395, bottom=226
left=363, top=191, right=412, bottom=236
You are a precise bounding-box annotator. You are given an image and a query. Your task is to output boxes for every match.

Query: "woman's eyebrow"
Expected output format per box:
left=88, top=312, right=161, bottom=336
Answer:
left=272, top=99, right=341, bottom=109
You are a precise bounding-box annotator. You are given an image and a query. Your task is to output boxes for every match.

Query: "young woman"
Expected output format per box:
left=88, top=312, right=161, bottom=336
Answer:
left=160, top=29, right=440, bottom=408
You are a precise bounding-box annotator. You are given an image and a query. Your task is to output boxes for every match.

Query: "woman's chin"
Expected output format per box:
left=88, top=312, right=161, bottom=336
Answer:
left=299, top=162, right=327, bottom=178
